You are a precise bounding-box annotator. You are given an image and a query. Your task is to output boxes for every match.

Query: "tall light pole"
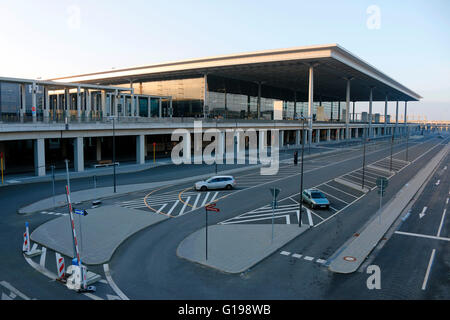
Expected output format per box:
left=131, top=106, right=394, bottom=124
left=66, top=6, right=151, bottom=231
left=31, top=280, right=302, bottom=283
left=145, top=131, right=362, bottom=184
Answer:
left=299, top=116, right=307, bottom=227
left=109, top=116, right=117, bottom=193
left=362, top=124, right=367, bottom=190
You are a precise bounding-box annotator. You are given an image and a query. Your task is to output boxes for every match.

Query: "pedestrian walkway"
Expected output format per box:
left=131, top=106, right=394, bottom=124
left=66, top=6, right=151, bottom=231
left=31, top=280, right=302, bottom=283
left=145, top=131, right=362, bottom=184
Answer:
left=177, top=224, right=310, bottom=274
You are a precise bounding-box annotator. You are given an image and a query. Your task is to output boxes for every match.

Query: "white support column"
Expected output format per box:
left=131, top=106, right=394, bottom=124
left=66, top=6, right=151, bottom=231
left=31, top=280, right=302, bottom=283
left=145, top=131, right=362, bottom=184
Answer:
left=384, top=95, right=388, bottom=132
left=308, top=65, right=314, bottom=145
left=295, top=129, right=301, bottom=146
left=257, top=82, right=262, bottom=120
left=77, top=86, right=81, bottom=120
left=352, top=101, right=356, bottom=122
left=368, top=87, right=373, bottom=138
left=34, top=138, right=46, bottom=176
left=315, top=129, right=320, bottom=143
left=65, top=88, right=70, bottom=119
left=101, top=90, right=107, bottom=118
left=20, top=84, right=26, bottom=120
left=136, top=135, right=145, bottom=164
left=56, top=93, right=61, bottom=120
left=303, top=129, right=308, bottom=145
left=169, top=97, right=173, bottom=118
left=96, top=137, right=102, bottom=161
left=336, top=129, right=340, bottom=141
left=279, top=130, right=284, bottom=148
left=326, top=129, right=331, bottom=141
left=44, top=86, right=50, bottom=121
left=114, top=90, right=119, bottom=117
left=31, top=82, right=37, bottom=122
left=159, top=98, right=162, bottom=118
left=74, top=137, right=84, bottom=172
left=203, top=74, right=208, bottom=118
left=395, top=100, right=399, bottom=136
left=404, top=101, right=408, bottom=137
left=147, top=97, right=151, bottom=117
left=345, top=78, right=351, bottom=139
left=86, top=89, right=91, bottom=120
left=293, top=91, right=297, bottom=119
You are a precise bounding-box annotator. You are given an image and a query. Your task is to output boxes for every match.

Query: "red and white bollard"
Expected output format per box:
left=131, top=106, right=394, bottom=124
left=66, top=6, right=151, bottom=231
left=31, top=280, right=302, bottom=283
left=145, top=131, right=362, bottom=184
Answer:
left=55, top=253, right=65, bottom=280
left=22, top=222, right=41, bottom=257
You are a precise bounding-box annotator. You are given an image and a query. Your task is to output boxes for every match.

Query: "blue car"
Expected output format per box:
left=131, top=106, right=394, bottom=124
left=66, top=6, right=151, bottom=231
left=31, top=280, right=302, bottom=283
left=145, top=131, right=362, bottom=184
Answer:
left=302, top=189, right=330, bottom=210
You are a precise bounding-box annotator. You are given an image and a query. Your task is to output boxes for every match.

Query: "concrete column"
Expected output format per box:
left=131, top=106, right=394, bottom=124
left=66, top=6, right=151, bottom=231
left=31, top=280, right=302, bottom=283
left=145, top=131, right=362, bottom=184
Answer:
left=345, top=78, right=351, bottom=139
left=77, top=86, right=81, bottom=120
left=354, top=127, right=359, bottom=138
left=368, top=87, right=373, bottom=137
left=404, top=101, right=408, bottom=137
left=34, top=138, right=46, bottom=176
left=114, top=90, right=119, bottom=117
left=395, top=100, right=399, bottom=136
left=44, top=87, right=50, bottom=121
left=169, top=97, right=173, bottom=118
left=86, top=89, right=91, bottom=120
left=56, top=93, right=60, bottom=119
left=159, top=98, right=162, bottom=118
left=326, top=129, right=331, bottom=141
left=136, top=135, right=145, bottom=164
left=31, top=82, right=37, bottom=122
left=101, top=90, right=107, bottom=118
left=293, top=91, right=297, bottom=119
left=65, top=88, right=70, bottom=119
left=96, top=138, right=101, bottom=161
left=295, top=129, right=301, bottom=145
left=74, top=137, right=84, bottom=172
left=384, top=95, right=388, bottom=129
left=203, top=74, right=208, bottom=118
left=352, top=101, right=356, bottom=122
left=315, top=129, right=320, bottom=143
left=147, top=97, right=151, bottom=117
left=20, top=84, right=26, bottom=120
left=308, top=65, right=314, bottom=146
left=257, top=82, right=262, bottom=120
left=279, top=130, right=284, bottom=148
left=302, top=129, right=307, bottom=145
left=336, top=129, right=340, bottom=141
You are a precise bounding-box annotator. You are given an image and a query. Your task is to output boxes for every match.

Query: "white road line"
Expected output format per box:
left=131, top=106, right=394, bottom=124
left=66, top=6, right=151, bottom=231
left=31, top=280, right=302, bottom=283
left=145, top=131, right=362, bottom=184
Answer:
left=39, top=247, right=47, bottom=267
left=304, top=256, right=314, bottom=261
left=436, top=209, right=447, bottom=237
left=0, top=281, right=30, bottom=300
left=210, top=192, right=219, bottom=203
left=435, top=180, right=440, bottom=186
left=292, top=253, right=302, bottom=259
left=156, top=203, right=168, bottom=214
left=200, top=192, right=210, bottom=207
left=315, top=188, right=350, bottom=205
left=103, top=264, right=129, bottom=300
left=179, top=197, right=191, bottom=216
left=222, top=214, right=289, bottom=224
left=419, top=206, right=428, bottom=219
left=306, top=208, right=314, bottom=226
left=84, top=292, right=104, bottom=300
left=167, top=200, right=180, bottom=215
left=422, top=249, right=436, bottom=290
left=289, top=197, right=300, bottom=204
left=321, top=183, right=359, bottom=199
left=316, top=259, right=327, bottom=264
left=280, top=251, right=291, bottom=256
left=394, top=231, right=450, bottom=242
left=446, top=198, right=449, bottom=205
left=192, top=194, right=201, bottom=209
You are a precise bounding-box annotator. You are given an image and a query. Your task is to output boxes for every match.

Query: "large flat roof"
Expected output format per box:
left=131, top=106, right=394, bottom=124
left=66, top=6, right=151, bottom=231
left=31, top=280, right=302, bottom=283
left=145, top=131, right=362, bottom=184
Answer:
left=50, top=44, right=421, bottom=102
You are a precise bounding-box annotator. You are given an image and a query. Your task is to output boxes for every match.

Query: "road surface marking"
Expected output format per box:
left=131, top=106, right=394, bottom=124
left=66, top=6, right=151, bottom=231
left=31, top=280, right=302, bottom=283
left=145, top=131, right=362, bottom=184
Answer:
left=435, top=180, right=440, bottom=186
left=280, top=251, right=291, bottom=256
left=304, top=256, right=314, bottom=261
left=39, top=247, right=47, bottom=267
left=315, top=188, right=350, bottom=205
left=200, top=192, right=210, bottom=207
left=316, top=259, right=327, bottom=264
left=422, top=249, right=436, bottom=290
left=394, top=231, right=450, bottom=242
left=446, top=198, right=449, bottom=205
left=322, top=183, right=359, bottom=199
left=419, top=206, right=428, bottom=219
left=0, top=281, right=30, bottom=300
left=156, top=204, right=167, bottom=214
left=292, top=254, right=302, bottom=259
left=179, top=197, right=191, bottom=216
left=210, top=192, right=219, bottom=203
left=167, top=200, right=180, bottom=215
left=436, top=209, right=447, bottom=237
left=306, top=208, right=314, bottom=226
left=192, top=194, right=201, bottom=209
left=103, top=264, right=129, bottom=300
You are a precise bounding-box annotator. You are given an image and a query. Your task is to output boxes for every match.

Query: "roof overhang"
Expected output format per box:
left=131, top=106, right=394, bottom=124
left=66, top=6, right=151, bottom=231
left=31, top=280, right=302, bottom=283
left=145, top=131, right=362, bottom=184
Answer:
left=49, top=44, right=422, bottom=102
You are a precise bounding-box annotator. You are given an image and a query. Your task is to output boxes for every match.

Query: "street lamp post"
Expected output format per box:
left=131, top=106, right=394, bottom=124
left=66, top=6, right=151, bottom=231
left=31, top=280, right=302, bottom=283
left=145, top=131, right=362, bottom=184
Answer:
left=109, top=116, right=117, bottom=193
left=299, top=116, right=307, bottom=227
left=362, top=124, right=367, bottom=189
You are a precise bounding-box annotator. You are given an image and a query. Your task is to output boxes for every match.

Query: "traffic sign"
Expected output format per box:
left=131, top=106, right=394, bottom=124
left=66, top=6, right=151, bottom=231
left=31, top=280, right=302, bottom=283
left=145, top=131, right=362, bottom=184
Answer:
left=205, top=203, right=220, bottom=212
left=376, top=177, right=388, bottom=189
left=74, top=209, right=88, bottom=216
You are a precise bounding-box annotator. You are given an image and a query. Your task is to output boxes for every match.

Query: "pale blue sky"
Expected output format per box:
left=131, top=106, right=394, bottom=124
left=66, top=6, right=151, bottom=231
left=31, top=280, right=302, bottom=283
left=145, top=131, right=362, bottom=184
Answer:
left=0, top=0, right=449, bottom=120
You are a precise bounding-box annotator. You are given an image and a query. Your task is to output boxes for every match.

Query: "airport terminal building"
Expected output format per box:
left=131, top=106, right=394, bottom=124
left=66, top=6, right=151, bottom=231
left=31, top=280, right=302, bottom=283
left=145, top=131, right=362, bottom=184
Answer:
left=0, top=44, right=435, bottom=177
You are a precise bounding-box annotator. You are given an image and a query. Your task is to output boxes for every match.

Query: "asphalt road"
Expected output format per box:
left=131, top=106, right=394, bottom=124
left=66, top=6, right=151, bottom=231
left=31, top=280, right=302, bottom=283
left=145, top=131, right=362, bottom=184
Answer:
left=1, top=133, right=448, bottom=300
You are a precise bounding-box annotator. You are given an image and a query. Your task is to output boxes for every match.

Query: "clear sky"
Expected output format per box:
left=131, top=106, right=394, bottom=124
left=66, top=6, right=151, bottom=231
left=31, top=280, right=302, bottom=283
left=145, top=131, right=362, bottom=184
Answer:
left=0, top=0, right=449, bottom=120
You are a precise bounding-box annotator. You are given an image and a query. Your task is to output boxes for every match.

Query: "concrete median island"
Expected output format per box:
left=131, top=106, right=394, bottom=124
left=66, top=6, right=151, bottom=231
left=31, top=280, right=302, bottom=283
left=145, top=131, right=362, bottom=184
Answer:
left=177, top=224, right=309, bottom=274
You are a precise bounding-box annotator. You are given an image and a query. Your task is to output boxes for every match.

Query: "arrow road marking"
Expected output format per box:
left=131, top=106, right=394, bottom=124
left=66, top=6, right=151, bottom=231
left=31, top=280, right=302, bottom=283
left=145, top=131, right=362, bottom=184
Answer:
left=419, top=206, right=428, bottom=219
left=435, top=180, right=440, bottom=186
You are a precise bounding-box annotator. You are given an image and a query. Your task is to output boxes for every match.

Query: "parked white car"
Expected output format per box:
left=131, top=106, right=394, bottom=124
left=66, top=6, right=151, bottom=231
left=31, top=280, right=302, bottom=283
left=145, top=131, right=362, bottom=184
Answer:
left=194, top=176, right=236, bottom=191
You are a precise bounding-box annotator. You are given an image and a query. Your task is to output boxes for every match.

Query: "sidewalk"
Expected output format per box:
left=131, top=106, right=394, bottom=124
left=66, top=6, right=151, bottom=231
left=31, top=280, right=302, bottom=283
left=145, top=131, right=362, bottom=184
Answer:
left=328, top=143, right=448, bottom=273
left=177, top=224, right=310, bottom=274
